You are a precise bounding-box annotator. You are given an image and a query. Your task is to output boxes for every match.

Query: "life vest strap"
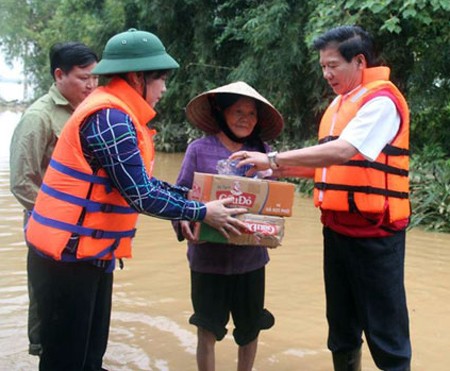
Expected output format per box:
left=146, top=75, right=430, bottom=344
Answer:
left=319, top=136, right=339, bottom=144
left=315, top=182, right=409, bottom=199
left=318, top=137, right=409, bottom=158
left=31, top=239, right=117, bottom=271
left=50, top=159, right=113, bottom=193
left=382, top=144, right=409, bottom=156
left=40, top=184, right=135, bottom=214
left=342, top=160, right=409, bottom=176
left=60, top=239, right=119, bottom=273
left=32, top=210, right=136, bottom=239
left=347, top=191, right=402, bottom=233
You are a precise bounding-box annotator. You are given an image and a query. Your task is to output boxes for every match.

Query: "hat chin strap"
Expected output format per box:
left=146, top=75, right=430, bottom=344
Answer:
left=216, top=115, right=266, bottom=154
left=217, top=116, right=247, bottom=143
left=217, top=115, right=263, bottom=145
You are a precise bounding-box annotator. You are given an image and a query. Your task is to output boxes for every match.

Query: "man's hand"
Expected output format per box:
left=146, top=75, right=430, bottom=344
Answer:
left=229, top=151, right=270, bottom=176
left=204, top=197, right=248, bottom=238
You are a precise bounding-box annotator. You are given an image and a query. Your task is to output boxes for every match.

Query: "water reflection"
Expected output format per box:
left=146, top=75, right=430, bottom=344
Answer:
left=1, top=110, right=450, bottom=370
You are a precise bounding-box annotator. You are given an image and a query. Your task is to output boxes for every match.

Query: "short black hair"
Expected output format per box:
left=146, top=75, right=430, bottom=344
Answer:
left=143, top=69, right=171, bottom=80
left=214, top=93, right=242, bottom=111
left=313, top=25, right=379, bottom=67
left=114, top=69, right=171, bottom=82
left=49, top=42, right=98, bottom=79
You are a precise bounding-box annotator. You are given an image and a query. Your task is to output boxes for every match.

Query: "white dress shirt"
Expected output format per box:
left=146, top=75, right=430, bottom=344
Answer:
left=340, top=96, right=400, bottom=161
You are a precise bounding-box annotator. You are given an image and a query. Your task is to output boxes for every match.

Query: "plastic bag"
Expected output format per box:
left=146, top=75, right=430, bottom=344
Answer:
left=216, top=159, right=245, bottom=176
left=216, top=159, right=272, bottom=178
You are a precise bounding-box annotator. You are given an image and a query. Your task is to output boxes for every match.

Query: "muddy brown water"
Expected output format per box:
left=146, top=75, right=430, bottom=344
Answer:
left=1, top=111, right=449, bottom=370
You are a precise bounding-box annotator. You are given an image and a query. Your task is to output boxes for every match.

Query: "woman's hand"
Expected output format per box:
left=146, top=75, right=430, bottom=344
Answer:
left=204, top=197, right=248, bottom=238
left=179, top=220, right=197, bottom=241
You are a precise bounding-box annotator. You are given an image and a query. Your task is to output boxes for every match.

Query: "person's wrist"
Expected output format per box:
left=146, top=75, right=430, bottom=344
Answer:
left=267, top=151, right=280, bottom=169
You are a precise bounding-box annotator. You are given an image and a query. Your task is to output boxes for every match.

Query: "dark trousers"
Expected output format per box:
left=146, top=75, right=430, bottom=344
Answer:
left=323, top=227, right=411, bottom=371
left=190, top=267, right=274, bottom=346
left=28, top=248, right=113, bottom=371
left=24, top=213, right=42, bottom=355
left=27, top=247, right=42, bottom=355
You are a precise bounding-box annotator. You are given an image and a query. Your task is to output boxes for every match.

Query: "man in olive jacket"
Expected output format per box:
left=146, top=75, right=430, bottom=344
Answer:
left=9, top=41, right=98, bottom=356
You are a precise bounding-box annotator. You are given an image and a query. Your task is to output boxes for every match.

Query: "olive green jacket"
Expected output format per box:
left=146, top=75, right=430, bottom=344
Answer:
left=9, top=84, right=73, bottom=214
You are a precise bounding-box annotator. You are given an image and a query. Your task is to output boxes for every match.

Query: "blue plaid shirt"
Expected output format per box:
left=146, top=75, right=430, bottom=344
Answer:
left=78, top=108, right=207, bottom=221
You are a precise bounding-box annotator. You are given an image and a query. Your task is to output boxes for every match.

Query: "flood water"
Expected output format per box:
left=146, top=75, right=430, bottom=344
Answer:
left=1, top=110, right=450, bottom=370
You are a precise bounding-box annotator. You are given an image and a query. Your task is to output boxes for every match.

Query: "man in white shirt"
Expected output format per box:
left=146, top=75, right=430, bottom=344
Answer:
left=231, top=25, right=411, bottom=371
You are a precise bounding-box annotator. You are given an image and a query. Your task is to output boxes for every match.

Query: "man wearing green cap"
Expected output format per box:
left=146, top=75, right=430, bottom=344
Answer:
left=25, top=28, right=247, bottom=370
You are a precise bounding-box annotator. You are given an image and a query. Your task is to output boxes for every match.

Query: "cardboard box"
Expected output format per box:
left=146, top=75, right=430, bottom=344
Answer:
left=190, top=172, right=295, bottom=217
left=196, top=213, right=285, bottom=248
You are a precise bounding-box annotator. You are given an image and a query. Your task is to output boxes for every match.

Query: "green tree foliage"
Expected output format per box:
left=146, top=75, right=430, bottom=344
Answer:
left=410, top=145, right=450, bottom=233
left=0, top=0, right=63, bottom=91
left=1, top=0, right=449, bottom=228
left=1, top=0, right=448, bottom=151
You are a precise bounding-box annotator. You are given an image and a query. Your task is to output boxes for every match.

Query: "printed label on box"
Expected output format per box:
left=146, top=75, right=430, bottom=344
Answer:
left=191, top=172, right=295, bottom=217
left=196, top=213, right=285, bottom=248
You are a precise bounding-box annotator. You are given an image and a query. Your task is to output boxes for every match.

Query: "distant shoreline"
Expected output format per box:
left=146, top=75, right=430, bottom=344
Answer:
left=0, top=100, right=27, bottom=112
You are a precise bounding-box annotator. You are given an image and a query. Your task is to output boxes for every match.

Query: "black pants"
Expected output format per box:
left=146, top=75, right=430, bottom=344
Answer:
left=28, top=248, right=113, bottom=371
left=27, top=247, right=42, bottom=355
left=323, top=227, right=411, bottom=371
left=189, top=267, right=274, bottom=346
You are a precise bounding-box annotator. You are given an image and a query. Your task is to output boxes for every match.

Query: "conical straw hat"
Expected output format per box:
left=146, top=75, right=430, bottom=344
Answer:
left=185, top=81, right=284, bottom=141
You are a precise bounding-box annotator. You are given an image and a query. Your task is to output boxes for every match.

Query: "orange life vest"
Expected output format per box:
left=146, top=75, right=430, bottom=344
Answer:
left=313, top=67, right=410, bottom=223
left=26, top=77, right=156, bottom=262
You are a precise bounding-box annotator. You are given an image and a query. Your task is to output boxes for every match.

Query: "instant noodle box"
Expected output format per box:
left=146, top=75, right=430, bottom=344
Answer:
left=190, top=172, right=295, bottom=217
left=194, top=213, right=285, bottom=248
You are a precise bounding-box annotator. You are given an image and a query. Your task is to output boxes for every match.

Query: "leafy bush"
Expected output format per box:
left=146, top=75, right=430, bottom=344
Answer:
left=274, top=138, right=316, bottom=196
left=152, top=120, right=190, bottom=153
left=409, top=146, right=450, bottom=232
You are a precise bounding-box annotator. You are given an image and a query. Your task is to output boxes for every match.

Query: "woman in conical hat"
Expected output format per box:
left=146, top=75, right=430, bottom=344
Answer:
left=175, top=81, right=284, bottom=371
left=186, top=80, right=283, bottom=143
